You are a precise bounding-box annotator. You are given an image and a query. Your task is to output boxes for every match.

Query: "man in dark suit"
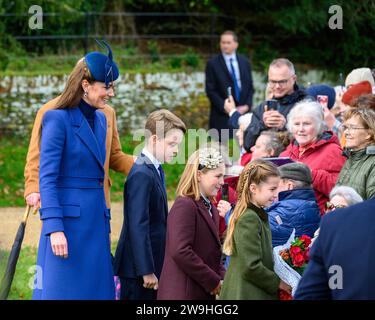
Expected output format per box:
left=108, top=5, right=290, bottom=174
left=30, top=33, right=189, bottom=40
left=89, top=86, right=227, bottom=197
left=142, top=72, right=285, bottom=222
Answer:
left=205, top=30, right=254, bottom=141
left=294, top=198, right=375, bottom=299
left=113, top=109, right=186, bottom=300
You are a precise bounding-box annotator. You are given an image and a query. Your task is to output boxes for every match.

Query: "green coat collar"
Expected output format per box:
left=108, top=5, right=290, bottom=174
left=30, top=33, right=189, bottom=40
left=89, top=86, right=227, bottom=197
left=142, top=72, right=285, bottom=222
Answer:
left=248, top=202, right=268, bottom=222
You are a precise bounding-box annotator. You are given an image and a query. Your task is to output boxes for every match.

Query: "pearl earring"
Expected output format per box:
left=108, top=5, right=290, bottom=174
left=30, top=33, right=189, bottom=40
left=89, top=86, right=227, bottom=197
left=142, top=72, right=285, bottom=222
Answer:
left=84, top=91, right=88, bottom=97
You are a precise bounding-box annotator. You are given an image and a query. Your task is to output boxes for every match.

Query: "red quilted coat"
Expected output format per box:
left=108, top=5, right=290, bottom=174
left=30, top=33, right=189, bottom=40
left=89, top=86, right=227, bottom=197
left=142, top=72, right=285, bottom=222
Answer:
left=280, top=131, right=346, bottom=214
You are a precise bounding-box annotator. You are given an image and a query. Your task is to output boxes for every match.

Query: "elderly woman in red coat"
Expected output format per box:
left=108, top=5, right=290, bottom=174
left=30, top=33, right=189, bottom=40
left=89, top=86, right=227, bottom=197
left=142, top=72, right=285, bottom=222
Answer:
left=280, top=100, right=346, bottom=214
left=157, top=148, right=226, bottom=300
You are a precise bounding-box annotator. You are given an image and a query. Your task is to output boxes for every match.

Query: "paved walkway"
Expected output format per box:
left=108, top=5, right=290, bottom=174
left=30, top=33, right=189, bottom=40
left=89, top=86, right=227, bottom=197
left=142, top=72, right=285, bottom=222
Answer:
left=0, top=202, right=174, bottom=250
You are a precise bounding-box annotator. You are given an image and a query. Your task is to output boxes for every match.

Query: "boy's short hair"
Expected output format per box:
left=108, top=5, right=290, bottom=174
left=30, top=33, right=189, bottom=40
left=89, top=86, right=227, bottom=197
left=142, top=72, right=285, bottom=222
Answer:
left=145, top=109, right=187, bottom=139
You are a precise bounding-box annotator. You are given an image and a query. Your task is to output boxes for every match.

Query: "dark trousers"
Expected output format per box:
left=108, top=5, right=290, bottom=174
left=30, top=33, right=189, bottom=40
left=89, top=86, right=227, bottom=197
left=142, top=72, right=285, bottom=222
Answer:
left=119, top=277, right=157, bottom=300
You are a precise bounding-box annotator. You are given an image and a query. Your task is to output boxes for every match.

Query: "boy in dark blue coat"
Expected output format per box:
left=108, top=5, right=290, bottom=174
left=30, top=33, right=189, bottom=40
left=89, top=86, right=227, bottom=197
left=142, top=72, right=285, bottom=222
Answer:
left=113, top=109, right=186, bottom=300
left=267, top=163, right=321, bottom=247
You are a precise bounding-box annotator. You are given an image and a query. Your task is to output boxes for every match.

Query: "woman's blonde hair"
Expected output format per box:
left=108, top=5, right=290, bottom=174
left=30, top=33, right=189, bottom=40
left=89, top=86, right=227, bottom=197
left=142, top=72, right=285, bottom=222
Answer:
left=343, top=107, right=375, bottom=145
left=55, top=58, right=95, bottom=109
left=223, top=159, right=279, bottom=256
left=176, top=147, right=223, bottom=201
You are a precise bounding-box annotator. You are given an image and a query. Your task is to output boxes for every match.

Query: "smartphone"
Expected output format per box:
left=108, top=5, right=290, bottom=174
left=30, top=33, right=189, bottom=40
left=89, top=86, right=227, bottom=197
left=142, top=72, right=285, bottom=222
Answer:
left=317, top=95, right=328, bottom=110
left=221, top=183, right=229, bottom=202
left=266, top=99, right=279, bottom=111
left=227, top=86, right=232, bottom=98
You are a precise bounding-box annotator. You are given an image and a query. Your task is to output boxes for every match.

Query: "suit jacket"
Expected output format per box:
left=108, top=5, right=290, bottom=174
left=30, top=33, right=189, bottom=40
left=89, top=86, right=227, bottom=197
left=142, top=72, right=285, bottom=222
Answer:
left=294, top=198, right=375, bottom=300
left=24, top=96, right=134, bottom=208
left=113, top=153, right=168, bottom=279
left=157, top=196, right=225, bottom=300
left=33, top=107, right=114, bottom=299
left=205, top=53, right=254, bottom=135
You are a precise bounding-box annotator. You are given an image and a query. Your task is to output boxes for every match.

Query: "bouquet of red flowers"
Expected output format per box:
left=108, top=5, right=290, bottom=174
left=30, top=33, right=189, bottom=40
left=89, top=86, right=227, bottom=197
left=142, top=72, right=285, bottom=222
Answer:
left=279, top=234, right=311, bottom=275
left=273, top=231, right=312, bottom=300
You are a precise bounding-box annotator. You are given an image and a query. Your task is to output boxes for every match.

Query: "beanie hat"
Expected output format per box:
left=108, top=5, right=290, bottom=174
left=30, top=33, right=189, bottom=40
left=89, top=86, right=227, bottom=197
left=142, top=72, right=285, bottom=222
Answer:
left=278, top=162, right=312, bottom=185
left=345, top=68, right=375, bottom=88
left=306, top=84, right=336, bottom=109
left=342, top=81, right=372, bottom=106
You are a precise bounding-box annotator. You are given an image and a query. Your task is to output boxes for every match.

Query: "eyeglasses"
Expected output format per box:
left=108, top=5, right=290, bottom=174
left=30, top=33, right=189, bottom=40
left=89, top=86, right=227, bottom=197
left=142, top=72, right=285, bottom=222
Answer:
left=340, top=125, right=367, bottom=132
left=268, top=76, right=294, bottom=87
left=325, top=202, right=347, bottom=211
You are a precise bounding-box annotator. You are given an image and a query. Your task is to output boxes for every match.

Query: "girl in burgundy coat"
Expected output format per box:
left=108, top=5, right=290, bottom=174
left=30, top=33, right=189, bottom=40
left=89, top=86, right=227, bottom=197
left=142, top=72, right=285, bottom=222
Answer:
left=157, top=147, right=226, bottom=300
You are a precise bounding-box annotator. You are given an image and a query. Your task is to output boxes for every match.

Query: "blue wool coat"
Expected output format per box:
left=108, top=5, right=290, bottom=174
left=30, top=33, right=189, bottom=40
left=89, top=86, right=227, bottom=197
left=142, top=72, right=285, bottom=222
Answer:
left=32, top=107, right=115, bottom=300
left=266, top=188, right=321, bottom=247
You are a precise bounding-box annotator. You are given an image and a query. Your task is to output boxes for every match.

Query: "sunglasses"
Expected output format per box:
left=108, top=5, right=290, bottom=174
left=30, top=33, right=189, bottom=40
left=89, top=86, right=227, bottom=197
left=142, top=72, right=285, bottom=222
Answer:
left=325, top=202, right=347, bottom=211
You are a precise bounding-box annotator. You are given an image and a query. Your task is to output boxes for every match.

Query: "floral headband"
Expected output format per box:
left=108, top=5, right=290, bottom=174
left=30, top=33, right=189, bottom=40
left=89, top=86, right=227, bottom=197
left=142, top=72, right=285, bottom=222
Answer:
left=198, top=148, right=223, bottom=170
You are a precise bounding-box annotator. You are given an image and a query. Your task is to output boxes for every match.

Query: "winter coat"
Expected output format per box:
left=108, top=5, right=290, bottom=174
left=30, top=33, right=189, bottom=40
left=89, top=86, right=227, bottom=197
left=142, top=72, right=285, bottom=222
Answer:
left=336, top=146, right=375, bottom=200
left=266, top=188, right=321, bottom=247
left=243, top=84, right=310, bottom=151
left=33, top=107, right=114, bottom=300
left=280, top=131, right=346, bottom=214
left=220, top=203, right=280, bottom=300
left=157, top=196, right=224, bottom=300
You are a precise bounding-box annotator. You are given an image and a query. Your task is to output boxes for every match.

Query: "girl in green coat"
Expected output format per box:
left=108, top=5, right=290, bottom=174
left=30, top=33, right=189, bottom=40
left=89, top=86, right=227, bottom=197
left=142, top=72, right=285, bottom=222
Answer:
left=220, top=159, right=292, bottom=300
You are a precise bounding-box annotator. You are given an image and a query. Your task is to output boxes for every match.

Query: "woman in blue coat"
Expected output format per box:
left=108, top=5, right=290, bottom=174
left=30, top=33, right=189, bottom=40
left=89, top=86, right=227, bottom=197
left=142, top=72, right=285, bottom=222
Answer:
left=32, top=41, right=119, bottom=300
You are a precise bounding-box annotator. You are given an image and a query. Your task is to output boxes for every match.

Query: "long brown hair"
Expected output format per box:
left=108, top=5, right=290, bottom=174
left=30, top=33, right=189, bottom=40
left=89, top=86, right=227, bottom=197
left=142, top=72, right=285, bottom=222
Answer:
left=223, top=159, right=279, bottom=255
left=55, top=58, right=95, bottom=109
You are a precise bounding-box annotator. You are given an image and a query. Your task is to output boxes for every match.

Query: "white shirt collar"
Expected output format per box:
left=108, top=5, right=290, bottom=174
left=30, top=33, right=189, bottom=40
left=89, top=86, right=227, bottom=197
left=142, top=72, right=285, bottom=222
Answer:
left=200, top=192, right=210, bottom=203
left=200, top=192, right=212, bottom=217
left=223, top=51, right=237, bottom=62
left=142, top=148, right=160, bottom=170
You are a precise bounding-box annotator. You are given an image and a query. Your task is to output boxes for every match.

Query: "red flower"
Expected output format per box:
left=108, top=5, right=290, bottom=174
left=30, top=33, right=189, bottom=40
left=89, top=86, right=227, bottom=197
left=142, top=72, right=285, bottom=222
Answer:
left=289, top=246, right=301, bottom=257
left=292, top=253, right=305, bottom=267
left=303, top=248, right=310, bottom=262
left=300, top=235, right=312, bottom=247
left=279, top=289, right=293, bottom=300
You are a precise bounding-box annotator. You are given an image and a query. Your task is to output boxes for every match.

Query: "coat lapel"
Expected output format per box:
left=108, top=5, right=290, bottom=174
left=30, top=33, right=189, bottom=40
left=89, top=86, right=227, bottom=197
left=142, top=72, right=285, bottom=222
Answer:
left=70, top=107, right=105, bottom=170
left=196, top=199, right=221, bottom=247
left=94, top=112, right=106, bottom=165
left=219, top=54, right=233, bottom=83
left=139, top=153, right=168, bottom=219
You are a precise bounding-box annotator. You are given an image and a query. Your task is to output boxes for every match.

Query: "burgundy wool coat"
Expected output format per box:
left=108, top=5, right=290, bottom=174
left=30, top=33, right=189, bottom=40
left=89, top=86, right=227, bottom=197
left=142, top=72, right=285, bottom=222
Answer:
left=157, top=196, right=225, bottom=300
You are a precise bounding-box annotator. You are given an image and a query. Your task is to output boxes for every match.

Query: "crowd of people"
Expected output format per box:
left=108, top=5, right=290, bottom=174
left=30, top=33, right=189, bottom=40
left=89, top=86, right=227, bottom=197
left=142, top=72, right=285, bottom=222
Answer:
left=23, top=31, right=375, bottom=300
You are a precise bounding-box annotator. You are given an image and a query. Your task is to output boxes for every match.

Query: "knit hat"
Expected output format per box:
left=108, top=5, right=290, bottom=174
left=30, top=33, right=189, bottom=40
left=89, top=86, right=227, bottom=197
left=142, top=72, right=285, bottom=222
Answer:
left=342, top=81, right=372, bottom=106
left=306, top=84, right=336, bottom=109
left=345, top=68, right=375, bottom=88
left=85, top=40, right=119, bottom=87
left=278, top=162, right=312, bottom=185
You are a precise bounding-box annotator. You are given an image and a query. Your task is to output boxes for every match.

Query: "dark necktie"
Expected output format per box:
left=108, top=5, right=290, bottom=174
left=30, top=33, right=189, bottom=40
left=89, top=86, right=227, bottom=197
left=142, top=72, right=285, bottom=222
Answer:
left=158, top=165, right=166, bottom=190
left=229, top=57, right=240, bottom=102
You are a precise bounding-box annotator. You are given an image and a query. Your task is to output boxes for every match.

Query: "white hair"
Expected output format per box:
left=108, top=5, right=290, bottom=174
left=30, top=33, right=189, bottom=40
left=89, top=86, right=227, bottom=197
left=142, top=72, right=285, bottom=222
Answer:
left=329, top=186, right=363, bottom=206
left=286, top=100, right=326, bottom=136
left=238, top=113, right=252, bottom=130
